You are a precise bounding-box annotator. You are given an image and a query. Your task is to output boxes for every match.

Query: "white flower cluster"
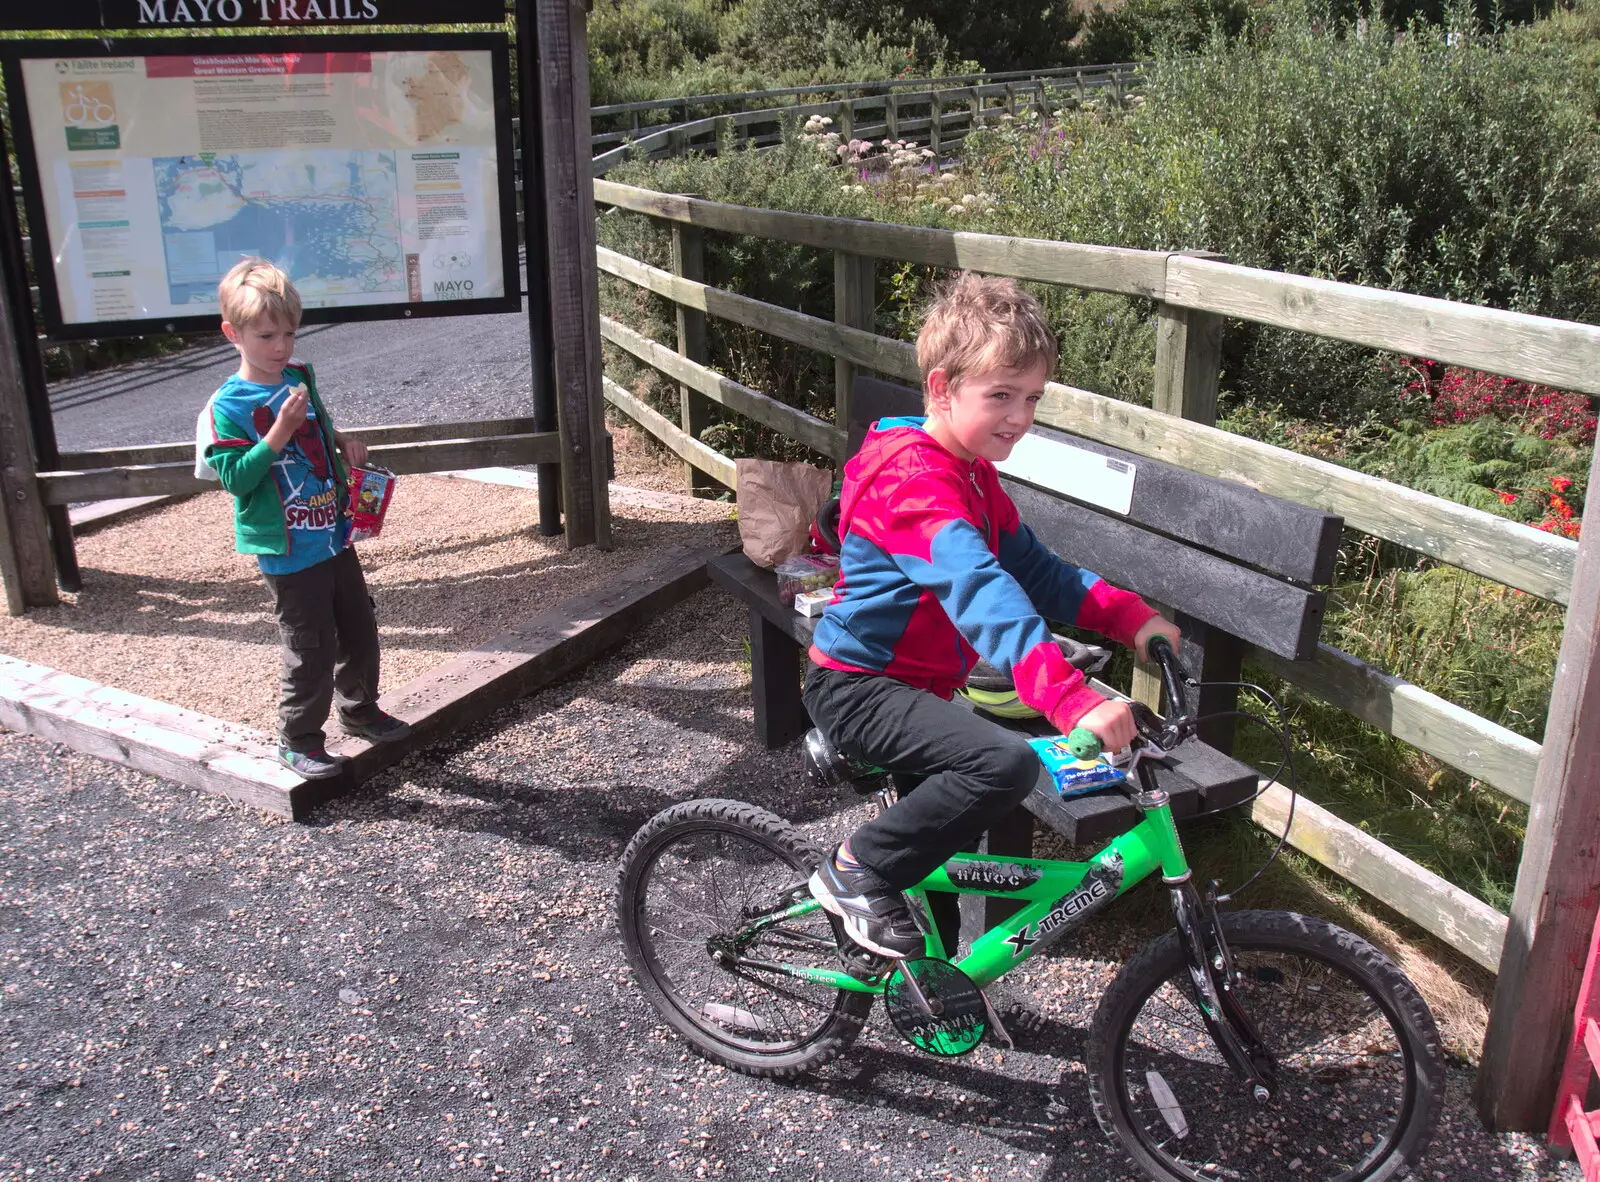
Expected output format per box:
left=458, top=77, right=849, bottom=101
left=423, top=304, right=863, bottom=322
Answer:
left=876, top=138, right=935, bottom=169
left=802, top=114, right=843, bottom=159
left=945, top=191, right=1000, bottom=217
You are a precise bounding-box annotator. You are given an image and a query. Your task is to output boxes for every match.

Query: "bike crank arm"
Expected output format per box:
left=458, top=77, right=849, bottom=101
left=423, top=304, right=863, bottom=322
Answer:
left=1170, top=881, right=1278, bottom=1097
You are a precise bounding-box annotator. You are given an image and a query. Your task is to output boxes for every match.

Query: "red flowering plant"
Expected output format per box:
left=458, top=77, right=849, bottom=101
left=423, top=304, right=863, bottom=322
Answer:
left=1396, top=359, right=1597, bottom=447
left=1380, top=360, right=1593, bottom=540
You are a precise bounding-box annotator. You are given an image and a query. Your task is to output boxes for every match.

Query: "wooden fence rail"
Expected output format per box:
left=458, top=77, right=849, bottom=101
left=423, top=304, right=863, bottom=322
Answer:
left=590, top=179, right=1600, bottom=1001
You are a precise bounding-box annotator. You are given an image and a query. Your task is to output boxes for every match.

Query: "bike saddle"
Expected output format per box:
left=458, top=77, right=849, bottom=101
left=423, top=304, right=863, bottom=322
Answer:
left=803, top=728, right=888, bottom=796
left=965, top=635, right=1111, bottom=693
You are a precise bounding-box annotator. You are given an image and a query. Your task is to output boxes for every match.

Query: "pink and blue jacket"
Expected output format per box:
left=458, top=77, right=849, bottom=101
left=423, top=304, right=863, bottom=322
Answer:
left=809, top=417, right=1158, bottom=734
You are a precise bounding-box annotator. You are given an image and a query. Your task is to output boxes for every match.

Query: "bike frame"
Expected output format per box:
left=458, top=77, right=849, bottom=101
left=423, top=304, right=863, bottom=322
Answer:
left=736, top=790, right=1191, bottom=995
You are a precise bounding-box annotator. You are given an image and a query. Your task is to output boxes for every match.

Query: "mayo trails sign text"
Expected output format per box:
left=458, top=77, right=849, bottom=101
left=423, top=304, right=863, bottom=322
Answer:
left=0, top=0, right=505, bottom=29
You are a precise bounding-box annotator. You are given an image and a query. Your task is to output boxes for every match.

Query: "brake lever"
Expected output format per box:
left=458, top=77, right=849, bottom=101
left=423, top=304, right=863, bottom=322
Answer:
left=1129, top=700, right=1187, bottom=751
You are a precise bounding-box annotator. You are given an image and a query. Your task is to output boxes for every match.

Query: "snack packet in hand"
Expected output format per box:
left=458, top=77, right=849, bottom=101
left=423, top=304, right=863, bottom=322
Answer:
left=347, top=465, right=396, bottom=543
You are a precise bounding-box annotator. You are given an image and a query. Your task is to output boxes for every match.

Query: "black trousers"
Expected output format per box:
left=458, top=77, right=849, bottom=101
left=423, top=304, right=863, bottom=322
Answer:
left=260, top=546, right=382, bottom=753
left=802, top=663, right=1038, bottom=892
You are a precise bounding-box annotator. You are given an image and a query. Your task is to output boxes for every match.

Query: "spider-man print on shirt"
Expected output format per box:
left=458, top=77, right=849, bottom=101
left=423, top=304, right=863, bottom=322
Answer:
left=207, top=366, right=347, bottom=576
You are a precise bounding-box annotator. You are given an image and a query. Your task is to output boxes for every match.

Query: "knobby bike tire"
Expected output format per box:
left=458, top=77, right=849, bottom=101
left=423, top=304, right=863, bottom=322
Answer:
left=615, top=798, right=872, bottom=1079
left=1086, top=910, right=1444, bottom=1182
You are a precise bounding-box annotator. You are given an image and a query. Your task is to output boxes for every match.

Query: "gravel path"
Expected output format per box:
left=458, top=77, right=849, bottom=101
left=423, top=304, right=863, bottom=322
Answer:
left=0, top=590, right=1579, bottom=1182
left=0, top=476, right=731, bottom=734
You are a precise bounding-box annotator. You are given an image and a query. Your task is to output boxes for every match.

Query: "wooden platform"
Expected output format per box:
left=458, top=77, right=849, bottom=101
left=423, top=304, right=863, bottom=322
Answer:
left=0, top=540, right=729, bottom=819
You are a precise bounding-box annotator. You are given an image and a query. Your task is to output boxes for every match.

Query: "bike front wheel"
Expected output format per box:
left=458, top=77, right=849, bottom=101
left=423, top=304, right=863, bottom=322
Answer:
left=616, top=798, right=872, bottom=1079
left=1087, top=909, right=1444, bottom=1182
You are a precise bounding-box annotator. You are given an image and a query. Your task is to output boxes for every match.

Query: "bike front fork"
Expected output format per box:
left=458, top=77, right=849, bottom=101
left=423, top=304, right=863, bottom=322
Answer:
left=1169, top=878, right=1279, bottom=1100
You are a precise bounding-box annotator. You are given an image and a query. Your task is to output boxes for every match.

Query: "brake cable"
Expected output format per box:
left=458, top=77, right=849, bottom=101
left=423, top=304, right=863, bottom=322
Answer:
left=1164, top=677, right=1300, bottom=904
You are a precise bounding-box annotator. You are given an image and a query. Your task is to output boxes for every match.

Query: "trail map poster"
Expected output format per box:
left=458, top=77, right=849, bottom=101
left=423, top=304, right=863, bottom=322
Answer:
left=3, top=36, right=520, bottom=336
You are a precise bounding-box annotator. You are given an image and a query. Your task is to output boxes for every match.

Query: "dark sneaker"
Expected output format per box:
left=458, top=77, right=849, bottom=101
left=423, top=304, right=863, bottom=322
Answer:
left=277, top=745, right=345, bottom=780
left=808, top=849, right=925, bottom=959
left=338, top=711, right=412, bottom=743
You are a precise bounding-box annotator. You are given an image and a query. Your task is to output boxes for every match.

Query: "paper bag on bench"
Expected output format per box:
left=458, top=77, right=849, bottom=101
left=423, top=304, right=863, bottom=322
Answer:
left=735, top=459, right=833, bottom=568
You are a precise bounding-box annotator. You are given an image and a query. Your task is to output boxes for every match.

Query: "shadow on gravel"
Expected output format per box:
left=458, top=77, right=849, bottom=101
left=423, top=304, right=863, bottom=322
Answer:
left=804, top=1027, right=1101, bottom=1165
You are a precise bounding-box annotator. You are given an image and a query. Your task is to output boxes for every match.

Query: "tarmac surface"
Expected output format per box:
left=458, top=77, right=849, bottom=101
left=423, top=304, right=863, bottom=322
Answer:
left=48, top=304, right=539, bottom=454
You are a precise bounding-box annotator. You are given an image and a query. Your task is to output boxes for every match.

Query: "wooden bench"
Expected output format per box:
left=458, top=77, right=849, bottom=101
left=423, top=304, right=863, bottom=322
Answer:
left=708, top=375, right=1342, bottom=850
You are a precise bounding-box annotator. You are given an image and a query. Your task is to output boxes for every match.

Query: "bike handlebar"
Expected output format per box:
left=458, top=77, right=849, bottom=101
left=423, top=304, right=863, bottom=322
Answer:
left=1064, top=636, right=1196, bottom=761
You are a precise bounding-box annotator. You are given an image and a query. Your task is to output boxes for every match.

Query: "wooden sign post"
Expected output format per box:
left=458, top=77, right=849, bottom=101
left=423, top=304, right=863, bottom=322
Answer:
left=1476, top=436, right=1600, bottom=1129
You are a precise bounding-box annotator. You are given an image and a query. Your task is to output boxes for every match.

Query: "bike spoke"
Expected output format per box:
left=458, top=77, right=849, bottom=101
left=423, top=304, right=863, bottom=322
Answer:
left=635, top=825, right=845, bottom=1055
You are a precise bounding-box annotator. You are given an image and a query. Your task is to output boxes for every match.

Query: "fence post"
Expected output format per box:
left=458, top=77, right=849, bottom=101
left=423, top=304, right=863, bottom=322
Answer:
left=1005, top=82, right=1017, bottom=118
left=886, top=92, right=900, bottom=140
left=670, top=221, right=720, bottom=496
left=838, top=98, right=852, bottom=142
left=1076, top=69, right=1086, bottom=107
left=833, top=251, right=876, bottom=430
left=533, top=0, right=611, bottom=548
left=1132, top=251, right=1229, bottom=732
left=928, top=90, right=942, bottom=157
left=969, top=89, right=982, bottom=131
left=1477, top=434, right=1600, bottom=1130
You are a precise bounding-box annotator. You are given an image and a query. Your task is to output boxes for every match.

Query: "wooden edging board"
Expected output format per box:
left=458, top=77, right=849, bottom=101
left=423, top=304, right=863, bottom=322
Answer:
left=0, top=653, right=307, bottom=817
left=0, top=539, right=729, bottom=820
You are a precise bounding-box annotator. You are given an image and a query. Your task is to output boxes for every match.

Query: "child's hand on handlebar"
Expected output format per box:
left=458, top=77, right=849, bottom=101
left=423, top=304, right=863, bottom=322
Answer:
left=1133, top=615, right=1182, bottom=663
left=1077, top=698, right=1137, bottom=752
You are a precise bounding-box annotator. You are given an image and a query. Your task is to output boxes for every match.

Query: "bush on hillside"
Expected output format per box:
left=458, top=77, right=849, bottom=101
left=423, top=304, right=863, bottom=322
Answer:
left=1076, top=0, right=1254, bottom=63
left=965, top=6, right=1600, bottom=424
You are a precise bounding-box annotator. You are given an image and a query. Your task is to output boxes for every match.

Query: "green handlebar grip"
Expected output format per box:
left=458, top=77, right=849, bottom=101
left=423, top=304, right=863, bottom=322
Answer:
left=1065, top=726, right=1102, bottom=761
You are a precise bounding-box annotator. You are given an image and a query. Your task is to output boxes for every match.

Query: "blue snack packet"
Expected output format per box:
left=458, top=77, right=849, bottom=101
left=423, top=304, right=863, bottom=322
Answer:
left=1028, top=735, right=1129, bottom=798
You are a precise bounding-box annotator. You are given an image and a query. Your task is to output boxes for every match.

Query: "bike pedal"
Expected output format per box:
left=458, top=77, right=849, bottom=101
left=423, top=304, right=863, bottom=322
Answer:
left=979, top=988, right=1016, bottom=1050
left=838, top=943, right=892, bottom=982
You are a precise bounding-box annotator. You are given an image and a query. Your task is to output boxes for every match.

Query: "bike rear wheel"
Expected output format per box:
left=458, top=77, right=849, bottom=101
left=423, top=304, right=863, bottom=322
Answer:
left=615, top=798, right=872, bottom=1079
left=1087, top=910, right=1443, bottom=1182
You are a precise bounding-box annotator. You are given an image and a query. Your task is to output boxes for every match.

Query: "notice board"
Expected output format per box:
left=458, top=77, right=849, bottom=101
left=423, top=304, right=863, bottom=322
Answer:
left=2, top=34, right=521, bottom=338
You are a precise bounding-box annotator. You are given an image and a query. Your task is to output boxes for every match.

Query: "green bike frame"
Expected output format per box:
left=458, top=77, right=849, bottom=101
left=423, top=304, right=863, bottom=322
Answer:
left=737, top=796, right=1192, bottom=995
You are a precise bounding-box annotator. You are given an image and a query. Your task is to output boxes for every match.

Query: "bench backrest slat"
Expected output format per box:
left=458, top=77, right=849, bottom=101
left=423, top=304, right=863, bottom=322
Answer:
left=1008, top=481, right=1324, bottom=659
left=849, top=376, right=1342, bottom=587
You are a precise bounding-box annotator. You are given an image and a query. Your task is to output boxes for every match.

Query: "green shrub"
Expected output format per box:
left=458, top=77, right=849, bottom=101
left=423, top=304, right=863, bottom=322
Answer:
left=1076, top=0, right=1254, bottom=63
left=965, top=7, right=1600, bottom=425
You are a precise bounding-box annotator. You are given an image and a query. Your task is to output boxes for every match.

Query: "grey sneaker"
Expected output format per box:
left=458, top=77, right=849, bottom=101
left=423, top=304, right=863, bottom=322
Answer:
left=808, top=848, right=925, bottom=959
left=277, top=745, right=345, bottom=780
left=338, top=711, right=412, bottom=743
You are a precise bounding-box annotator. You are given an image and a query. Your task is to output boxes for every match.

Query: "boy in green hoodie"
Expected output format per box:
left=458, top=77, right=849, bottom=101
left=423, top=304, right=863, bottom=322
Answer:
left=197, top=258, right=410, bottom=779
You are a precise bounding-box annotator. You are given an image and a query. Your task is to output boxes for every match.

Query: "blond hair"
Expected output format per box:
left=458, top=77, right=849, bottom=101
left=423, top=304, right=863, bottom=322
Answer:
left=915, top=272, right=1056, bottom=401
left=217, top=258, right=302, bottom=330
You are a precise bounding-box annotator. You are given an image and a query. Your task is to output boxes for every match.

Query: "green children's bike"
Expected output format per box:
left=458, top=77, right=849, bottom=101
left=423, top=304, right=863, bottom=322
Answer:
left=616, top=639, right=1444, bottom=1182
